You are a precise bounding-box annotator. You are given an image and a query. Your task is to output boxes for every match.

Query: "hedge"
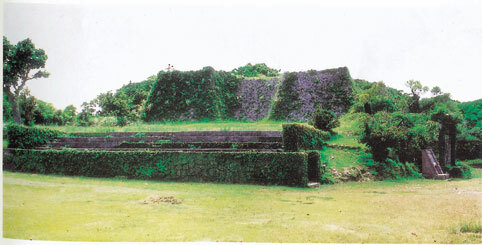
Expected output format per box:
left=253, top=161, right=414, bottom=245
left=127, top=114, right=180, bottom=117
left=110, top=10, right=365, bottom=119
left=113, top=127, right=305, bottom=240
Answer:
left=6, top=124, right=64, bottom=149
left=3, top=149, right=310, bottom=187
left=282, top=123, right=330, bottom=152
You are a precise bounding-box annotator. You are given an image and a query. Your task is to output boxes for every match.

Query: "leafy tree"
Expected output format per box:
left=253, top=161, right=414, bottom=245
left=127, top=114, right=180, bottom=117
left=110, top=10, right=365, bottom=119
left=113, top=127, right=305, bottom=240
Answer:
left=431, top=86, right=442, bottom=96
left=62, top=105, right=77, bottom=125
left=33, top=100, right=57, bottom=125
left=96, top=90, right=132, bottom=126
left=18, top=89, right=37, bottom=126
left=77, top=102, right=96, bottom=126
left=406, top=80, right=429, bottom=97
left=406, top=80, right=428, bottom=113
left=3, top=37, right=49, bottom=124
left=352, top=81, right=409, bottom=114
left=3, top=94, right=13, bottom=123
left=458, top=99, right=482, bottom=131
left=53, top=109, right=64, bottom=125
left=115, top=76, right=156, bottom=119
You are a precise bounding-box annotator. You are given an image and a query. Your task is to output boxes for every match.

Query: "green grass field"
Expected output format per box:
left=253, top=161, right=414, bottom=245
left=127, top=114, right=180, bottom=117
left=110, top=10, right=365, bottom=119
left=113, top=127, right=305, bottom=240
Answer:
left=319, top=147, right=365, bottom=170
left=3, top=170, right=481, bottom=243
left=37, top=120, right=288, bottom=133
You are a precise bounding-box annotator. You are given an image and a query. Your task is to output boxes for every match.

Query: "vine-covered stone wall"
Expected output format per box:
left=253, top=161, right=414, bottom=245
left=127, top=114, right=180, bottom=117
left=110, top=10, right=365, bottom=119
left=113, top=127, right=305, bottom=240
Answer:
left=143, top=67, right=354, bottom=122
left=270, top=67, right=354, bottom=121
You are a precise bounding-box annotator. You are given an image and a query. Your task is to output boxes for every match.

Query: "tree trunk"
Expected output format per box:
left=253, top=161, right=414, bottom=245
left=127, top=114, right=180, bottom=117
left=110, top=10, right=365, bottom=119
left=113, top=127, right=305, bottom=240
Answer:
left=5, top=89, right=21, bottom=124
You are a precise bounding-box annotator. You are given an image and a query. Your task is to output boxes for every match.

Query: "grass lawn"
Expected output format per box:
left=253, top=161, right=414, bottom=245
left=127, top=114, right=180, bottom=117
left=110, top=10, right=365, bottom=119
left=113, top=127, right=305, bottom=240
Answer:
left=3, top=170, right=481, bottom=243
left=37, top=120, right=288, bottom=133
left=319, top=147, right=365, bottom=170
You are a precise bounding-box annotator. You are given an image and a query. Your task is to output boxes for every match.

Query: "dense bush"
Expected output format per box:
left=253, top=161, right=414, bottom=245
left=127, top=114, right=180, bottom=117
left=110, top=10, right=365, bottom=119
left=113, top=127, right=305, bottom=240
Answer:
left=458, top=99, right=482, bottom=129
left=5, top=90, right=66, bottom=126
left=76, top=102, right=96, bottom=126
left=458, top=99, right=482, bottom=141
left=361, top=112, right=438, bottom=164
left=62, top=105, right=77, bottom=125
left=351, top=81, right=409, bottom=114
left=3, top=94, right=13, bottom=123
left=312, top=108, right=340, bottom=133
left=270, top=67, right=354, bottom=121
left=18, top=89, right=37, bottom=126
left=231, top=63, right=280, bottom=77
left=33, top=100, right=63, bottom=125
left=143, top=67, right=242, bottom=121
left=96, top=91, right=134, bottom=126
left=6, top=124, right=64, bottom=148
left=3, top=149, right=311, bottom=187
left=446, top=161, right=472, bottom=179
left=282, top=123, right=330, bottom=152
left=359, top=153, right=422, bottom=179
left=456, top=139, right=482, bottom=160
left=94, top=76, right=156, bottom=125
left=116, top=76, right=155, bottom=111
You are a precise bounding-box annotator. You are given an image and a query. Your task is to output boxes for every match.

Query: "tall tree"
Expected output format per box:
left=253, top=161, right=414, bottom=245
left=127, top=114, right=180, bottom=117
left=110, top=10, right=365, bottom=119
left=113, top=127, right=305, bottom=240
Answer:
left=3, top=37, right=50, bottom=124
left=406, top=80, right=428, bottom=113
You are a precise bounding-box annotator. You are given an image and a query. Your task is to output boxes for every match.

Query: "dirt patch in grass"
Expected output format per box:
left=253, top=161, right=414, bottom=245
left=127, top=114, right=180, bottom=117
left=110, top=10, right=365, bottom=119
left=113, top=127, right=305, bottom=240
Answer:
left=140, top=195, right=182, bottom=205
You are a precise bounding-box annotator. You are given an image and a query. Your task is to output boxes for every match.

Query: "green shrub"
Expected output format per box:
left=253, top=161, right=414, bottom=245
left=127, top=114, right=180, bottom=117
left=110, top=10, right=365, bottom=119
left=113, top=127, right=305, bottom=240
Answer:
left=312, top=108, right=339, bottom=133
left=351, top=81, right=409, bottom=114
left=3, top=149, right=311, bottom=187
left=359, top=153, right=422, bottom=179
left=447, top=161, right=472, bottom=179
left=456, top=139, right=482, bottom=160
left=458, top=99, right=482, bottom=130
left=3, top=94, right=13, bottom=123
left=6, top=124, right=64, bottom=149
left=282, top=123, right=330, bottom=152
left=361, top=112, right=438, bottom=164
left=231, top=63, right=280, bottom=77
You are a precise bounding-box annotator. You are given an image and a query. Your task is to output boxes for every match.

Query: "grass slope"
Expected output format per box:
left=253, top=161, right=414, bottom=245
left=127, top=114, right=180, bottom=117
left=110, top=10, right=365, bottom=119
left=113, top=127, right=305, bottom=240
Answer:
left=4, top=171, right=481, bottom=243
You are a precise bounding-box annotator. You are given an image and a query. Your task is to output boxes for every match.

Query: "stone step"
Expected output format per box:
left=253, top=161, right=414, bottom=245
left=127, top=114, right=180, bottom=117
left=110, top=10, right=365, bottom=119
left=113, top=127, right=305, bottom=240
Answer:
left=307, top=182, right=320, bottom=188
left=68, top=131, right=282, bottom=137
left=46, top=142, right=123, bottom=148
left=37, top=147, right=283, bottom=152
left=167, top=136, right=281, bottom=143
left=55, top=136, right=170, bottom=143
left=55, top=135, right=282, bottom=144
left=46, top=141, right=283, bottom=149
left=434, top=174, right=450, bottom=180
left=117, top=142, right=283, bottom=149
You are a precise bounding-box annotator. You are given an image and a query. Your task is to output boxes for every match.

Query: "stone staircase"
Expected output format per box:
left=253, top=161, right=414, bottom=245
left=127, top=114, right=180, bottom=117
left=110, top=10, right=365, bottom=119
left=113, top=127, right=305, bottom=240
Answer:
left=39, top=131, right=283, bottom=152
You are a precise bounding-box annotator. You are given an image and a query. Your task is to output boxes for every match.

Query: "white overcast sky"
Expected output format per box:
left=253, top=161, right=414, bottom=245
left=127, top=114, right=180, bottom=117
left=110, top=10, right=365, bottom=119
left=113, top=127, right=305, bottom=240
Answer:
left=3, top=0, right=482, bottom=110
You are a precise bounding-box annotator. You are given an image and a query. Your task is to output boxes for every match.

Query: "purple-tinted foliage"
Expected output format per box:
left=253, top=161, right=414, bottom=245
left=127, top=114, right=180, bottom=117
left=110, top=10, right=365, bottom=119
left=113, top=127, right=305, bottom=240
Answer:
left=234, top=78, right=280, bottom=121
left=285, top=68, right=353, bottom=121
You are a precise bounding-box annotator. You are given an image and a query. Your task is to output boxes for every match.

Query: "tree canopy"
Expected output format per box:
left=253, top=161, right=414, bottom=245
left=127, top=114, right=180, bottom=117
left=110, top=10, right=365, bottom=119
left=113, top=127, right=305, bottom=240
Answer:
left=3, top=36, right=50, bottom=124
